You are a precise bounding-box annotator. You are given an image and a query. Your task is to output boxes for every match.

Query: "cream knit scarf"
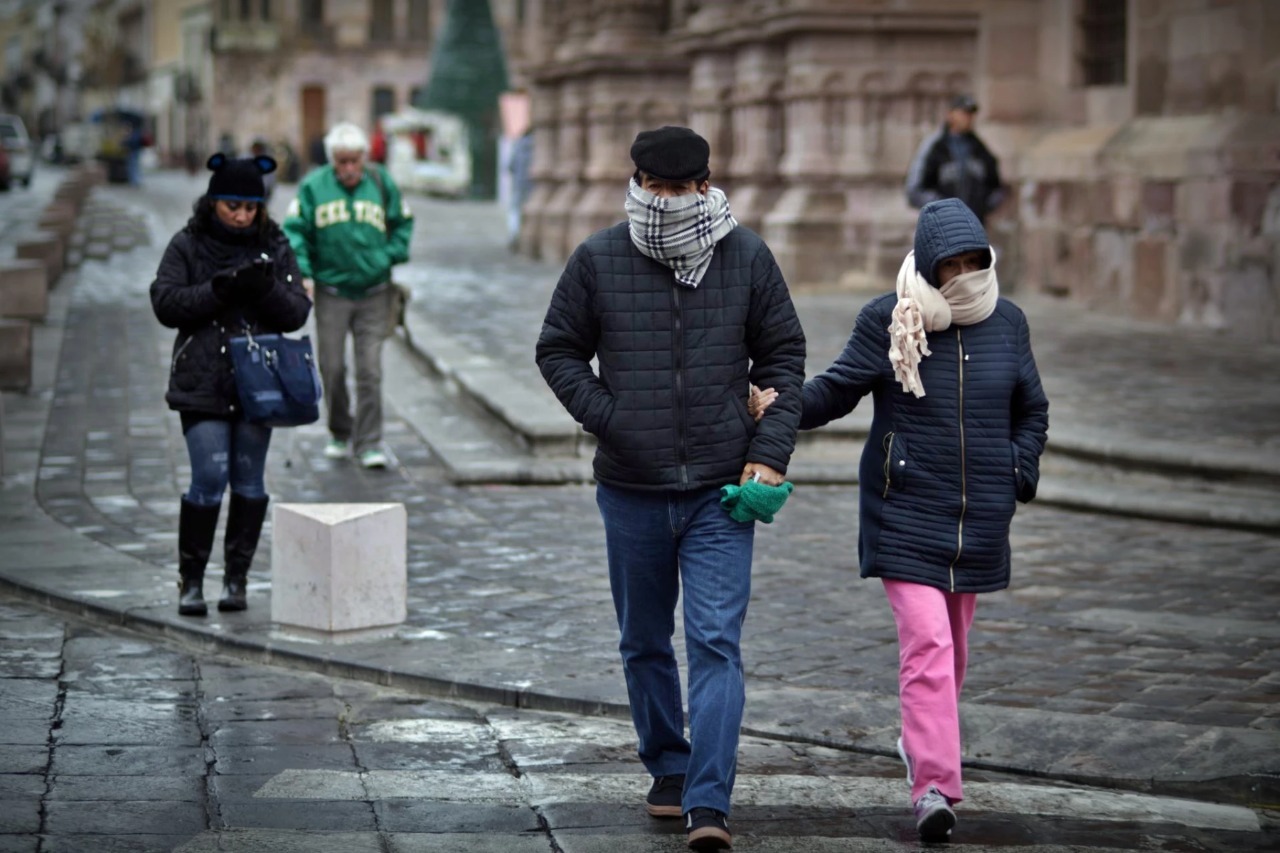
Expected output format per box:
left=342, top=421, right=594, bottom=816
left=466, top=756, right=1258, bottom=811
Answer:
left=888, top=249, right=999, bottom=397
left=625, top=179, right=737, bottom=288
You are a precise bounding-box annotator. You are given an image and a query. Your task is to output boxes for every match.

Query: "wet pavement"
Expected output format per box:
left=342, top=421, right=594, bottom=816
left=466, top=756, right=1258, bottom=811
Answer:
left=0, top=167, right=1277, bottom=849
left=1, top=592, right=1275, bottom=852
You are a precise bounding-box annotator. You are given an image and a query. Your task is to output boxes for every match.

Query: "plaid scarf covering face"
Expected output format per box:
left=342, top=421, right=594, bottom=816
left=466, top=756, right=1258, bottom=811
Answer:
left=625, top=178, right=738, bottom=288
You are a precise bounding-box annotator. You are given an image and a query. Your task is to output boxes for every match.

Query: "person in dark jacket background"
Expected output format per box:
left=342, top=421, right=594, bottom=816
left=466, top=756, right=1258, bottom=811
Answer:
left=536, top=126, right=806, bottom=852
left=904, top=94, right=1005, bottom=224
left=750, top=198, right=1048, bottom=843
left=150, top=154, right=312, bottom=617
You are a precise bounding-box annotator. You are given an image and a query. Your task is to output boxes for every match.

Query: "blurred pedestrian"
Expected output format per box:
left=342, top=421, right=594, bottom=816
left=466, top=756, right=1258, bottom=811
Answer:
left=283, top=121, right=415, bottom=469
left=749, top=197, right=1049, bottom=843
left=249, top=138, right=277, bottom=202
left=308, top=135, right=326, bottom=166
left=124, top=125, right=146, bottom=186
left=905, top=94, right=1005, bottom=224
left=149, top=153, right=313, bottom=617
left=506, top=128, right=534, bottom=251
left=369, top=120, right=388, bottom=164
left=536, top=126, right=806, bottom=852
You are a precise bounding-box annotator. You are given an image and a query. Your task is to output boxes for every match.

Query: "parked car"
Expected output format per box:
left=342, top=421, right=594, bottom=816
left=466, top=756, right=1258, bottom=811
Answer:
left=0, top=114, right=35, bottom=187
left=0, top=144, right=10, bottom=191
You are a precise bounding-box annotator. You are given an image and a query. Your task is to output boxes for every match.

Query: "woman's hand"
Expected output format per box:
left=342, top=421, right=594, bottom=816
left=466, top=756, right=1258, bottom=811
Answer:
left=746, top=384, right=778, bottom=422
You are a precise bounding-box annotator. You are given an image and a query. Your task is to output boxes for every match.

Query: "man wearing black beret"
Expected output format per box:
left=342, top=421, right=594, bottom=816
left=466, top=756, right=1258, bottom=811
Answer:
left=536, top=126, right=806, bottom=851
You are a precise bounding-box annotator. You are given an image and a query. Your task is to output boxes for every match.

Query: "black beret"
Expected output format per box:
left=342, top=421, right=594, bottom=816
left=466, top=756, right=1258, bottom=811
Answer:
left=630, top=126, right=710, bottom=183
left=206, top=152, right=277, bottom=202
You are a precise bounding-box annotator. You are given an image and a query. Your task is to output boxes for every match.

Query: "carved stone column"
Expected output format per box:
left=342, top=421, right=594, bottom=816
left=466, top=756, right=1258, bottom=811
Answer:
left=522, top=0, right=688, bottom=262
left=518, top=80, right=559, bottom=257
left=552, top=0, right=594, bottom=62
left=538, top=77, right=589, bottom=260
left=586, top=0, right=663, bottom=55
left=763, top=34, right=855, bottom=288
left=723, top=43, right=786, bottom=234
left=686, top=51, right=736, bottom=189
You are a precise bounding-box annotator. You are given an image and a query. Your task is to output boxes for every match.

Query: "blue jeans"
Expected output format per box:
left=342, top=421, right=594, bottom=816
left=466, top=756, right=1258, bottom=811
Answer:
left=596, top=482, right=755, bottom=816
left=183, top=419, right=272, bottom=506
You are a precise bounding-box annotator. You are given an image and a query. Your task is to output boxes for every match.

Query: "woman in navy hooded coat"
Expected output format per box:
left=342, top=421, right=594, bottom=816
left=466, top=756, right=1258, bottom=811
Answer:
left=751, top=198, right=1049, bottom=842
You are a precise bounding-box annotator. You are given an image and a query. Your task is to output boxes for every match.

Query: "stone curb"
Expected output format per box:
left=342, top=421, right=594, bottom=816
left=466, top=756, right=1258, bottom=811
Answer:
left=394, top=316, right=1280, bottom=533
left=0, top=565, right=1274, bottom=810
left=400, top=311, right=1280, bottom=482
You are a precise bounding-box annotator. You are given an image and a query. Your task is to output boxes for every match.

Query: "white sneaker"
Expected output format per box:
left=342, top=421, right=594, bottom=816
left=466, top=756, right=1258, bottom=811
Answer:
left=323, top=439, right=349, bottom=459
left=896, top=736, right=914, bottom=786
left=914, top=785, right=956, bottom=842
left=359, top=448, right=389, bottom=469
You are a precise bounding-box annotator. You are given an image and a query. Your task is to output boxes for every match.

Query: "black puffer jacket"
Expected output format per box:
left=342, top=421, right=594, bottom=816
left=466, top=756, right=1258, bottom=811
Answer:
left=151, top=218, right=312, bottom=417
left=537, top=222, right=806, bottom=490
left=801, top=203, right=1049, bottom=593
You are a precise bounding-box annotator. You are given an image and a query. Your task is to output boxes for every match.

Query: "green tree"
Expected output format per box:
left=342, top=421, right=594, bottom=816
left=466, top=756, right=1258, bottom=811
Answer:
left=414, top=0, right=510, bottom=199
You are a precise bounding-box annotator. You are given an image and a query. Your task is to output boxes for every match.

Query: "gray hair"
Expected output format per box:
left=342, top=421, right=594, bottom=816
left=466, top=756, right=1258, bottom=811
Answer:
left=323, top=122, right=369, bottom=161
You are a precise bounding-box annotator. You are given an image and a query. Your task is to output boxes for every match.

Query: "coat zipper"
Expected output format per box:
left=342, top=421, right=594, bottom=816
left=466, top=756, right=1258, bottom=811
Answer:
left=947, top=328, right=966, bottom=592
left=672, top=286, right=688, bottom=487
left=171, top=336, right=194, bottom=372
left=882, top=432, right=896, bottom=498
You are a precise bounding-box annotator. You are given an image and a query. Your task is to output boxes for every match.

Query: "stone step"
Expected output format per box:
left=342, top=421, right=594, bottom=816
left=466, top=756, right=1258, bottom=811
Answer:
left=390, top=316, right=1280, bottom=531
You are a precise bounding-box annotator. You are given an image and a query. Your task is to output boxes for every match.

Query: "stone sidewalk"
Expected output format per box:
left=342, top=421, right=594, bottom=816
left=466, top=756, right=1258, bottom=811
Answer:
left=4, top=591, right=1273, bottom=852
left=0, top=170, right=1277, bottom=815
left=382, top=185, right=1280, bottom=532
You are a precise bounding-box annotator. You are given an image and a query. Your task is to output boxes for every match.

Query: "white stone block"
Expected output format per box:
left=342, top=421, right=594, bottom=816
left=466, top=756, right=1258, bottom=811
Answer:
left=271, top=503, right=407, bottom=636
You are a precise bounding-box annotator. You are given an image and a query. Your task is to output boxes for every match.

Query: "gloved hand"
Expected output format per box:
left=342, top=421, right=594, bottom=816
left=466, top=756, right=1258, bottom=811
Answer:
left=234, top=255, right=276, bottom=303
left=210, top=269, right=239, bottom=304
left=210, top=255, right=276, bottom=305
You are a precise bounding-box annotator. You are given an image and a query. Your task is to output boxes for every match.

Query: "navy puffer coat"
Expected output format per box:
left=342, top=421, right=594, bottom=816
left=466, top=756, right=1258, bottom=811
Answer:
left=801, top=201, right=1049, bottom=593
left=537, top=222, right=806, bottom=490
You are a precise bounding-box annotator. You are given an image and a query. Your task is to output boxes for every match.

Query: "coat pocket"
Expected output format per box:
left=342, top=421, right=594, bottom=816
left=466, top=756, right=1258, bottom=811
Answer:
left=882, top=431, right=909, bottom=496
left=1010, top=441, right=1022, bottom=492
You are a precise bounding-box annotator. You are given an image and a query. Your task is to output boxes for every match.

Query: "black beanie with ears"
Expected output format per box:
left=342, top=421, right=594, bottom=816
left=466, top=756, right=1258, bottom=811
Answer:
left=206, top=153, right=277, bottom=202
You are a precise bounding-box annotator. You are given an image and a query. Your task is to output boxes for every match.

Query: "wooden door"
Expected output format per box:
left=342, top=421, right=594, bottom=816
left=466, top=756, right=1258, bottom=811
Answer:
left=301, top=85, right=326, bottom=165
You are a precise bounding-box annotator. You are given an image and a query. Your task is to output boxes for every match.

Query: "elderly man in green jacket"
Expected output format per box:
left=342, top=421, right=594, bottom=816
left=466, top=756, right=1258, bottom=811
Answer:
left=283, top=121, right=414, bottom=468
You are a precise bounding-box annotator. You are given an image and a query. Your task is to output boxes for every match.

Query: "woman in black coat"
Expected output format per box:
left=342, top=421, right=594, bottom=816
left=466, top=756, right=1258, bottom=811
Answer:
left=751, top=198, right=1048, bottom=843
left=150, top=154, right=312, bottom=616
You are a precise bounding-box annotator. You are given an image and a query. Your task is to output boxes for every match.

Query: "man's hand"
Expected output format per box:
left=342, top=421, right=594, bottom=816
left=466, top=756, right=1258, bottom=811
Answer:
left=302, top=277, right=315, bottom=300
left=747, top=384, right=778, bottom=422
left=740, top=463, right=784, bottom=486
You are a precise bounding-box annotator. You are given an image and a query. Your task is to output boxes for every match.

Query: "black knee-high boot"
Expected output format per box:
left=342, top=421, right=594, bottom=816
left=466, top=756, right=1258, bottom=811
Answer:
left=219, top=493, right=269, bottom=612
left=178, top=498, right=222, bottom=616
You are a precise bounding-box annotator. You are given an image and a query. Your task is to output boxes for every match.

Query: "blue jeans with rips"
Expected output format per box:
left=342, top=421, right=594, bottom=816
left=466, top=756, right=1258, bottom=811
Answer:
left=596, top=481, right=755, bottom=817
left=183, top=418, right=272, bottom=506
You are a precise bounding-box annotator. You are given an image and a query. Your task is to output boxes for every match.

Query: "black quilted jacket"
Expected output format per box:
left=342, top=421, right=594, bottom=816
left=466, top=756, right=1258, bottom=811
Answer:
left=150, top=221, right=312, bottom=417
left=536, top=222, right=806, bottom=490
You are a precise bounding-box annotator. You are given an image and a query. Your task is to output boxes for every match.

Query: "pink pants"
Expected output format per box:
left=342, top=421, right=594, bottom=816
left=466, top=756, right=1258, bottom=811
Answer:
left=882, top=579, right=977, bottom=805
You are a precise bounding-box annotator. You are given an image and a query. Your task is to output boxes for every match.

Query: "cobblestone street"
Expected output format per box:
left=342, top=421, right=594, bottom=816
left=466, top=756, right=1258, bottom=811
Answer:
left=0, top=168, right=1276, bottom=850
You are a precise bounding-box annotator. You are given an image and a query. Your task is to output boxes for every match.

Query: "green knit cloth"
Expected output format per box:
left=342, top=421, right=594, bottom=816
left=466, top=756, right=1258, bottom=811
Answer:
left=719, top=479, right=795, bottom=523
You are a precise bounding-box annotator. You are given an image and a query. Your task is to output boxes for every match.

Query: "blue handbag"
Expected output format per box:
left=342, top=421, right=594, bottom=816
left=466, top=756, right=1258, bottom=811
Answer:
left=227, top=327, right=322, bottom=427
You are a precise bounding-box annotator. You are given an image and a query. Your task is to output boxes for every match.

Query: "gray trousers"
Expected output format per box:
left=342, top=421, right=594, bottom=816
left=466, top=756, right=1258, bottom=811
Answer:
left=314, top=286, right=391, bottom=455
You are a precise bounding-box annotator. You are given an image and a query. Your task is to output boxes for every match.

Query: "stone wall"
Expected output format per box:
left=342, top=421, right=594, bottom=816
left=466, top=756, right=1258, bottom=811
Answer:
left=515, top=0, right=1280, bottom=342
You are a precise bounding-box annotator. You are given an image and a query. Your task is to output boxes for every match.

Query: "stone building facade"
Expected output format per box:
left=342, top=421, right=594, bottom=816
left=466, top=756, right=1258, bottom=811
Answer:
left=206, top=0, right=521, bottom=166
left=513, top=0, right=1280, bottom=343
